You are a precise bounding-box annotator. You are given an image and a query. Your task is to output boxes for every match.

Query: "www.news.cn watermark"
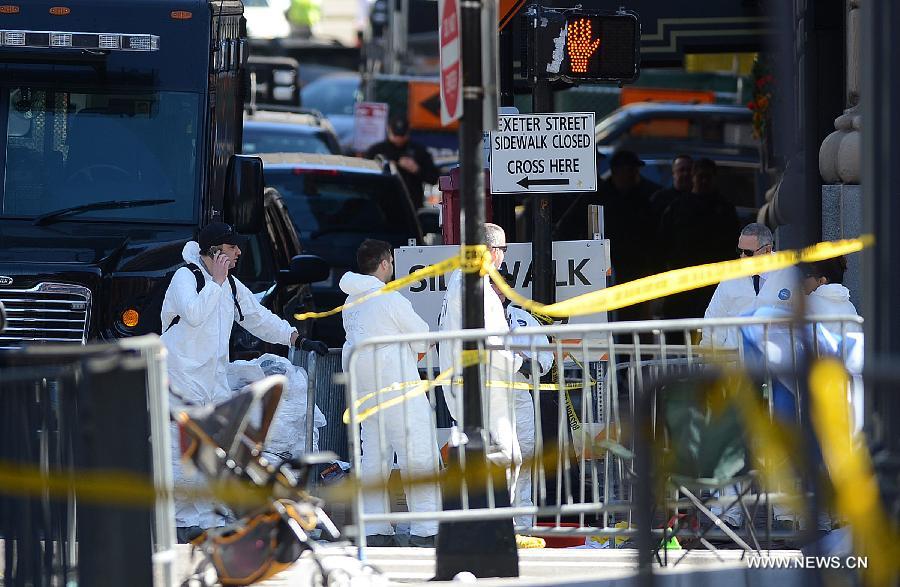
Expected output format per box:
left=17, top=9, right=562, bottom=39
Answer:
left=747, top=556, right=869, bottom=570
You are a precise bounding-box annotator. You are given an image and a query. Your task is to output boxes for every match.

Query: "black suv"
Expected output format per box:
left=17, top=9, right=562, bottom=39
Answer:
left=260, top=153, right=423, bottom=345
left=230, top=187, right=329, bottom=358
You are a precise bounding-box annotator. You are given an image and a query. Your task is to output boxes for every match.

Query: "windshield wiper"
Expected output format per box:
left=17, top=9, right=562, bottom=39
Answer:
left=33, top=199, right=176, bottom=226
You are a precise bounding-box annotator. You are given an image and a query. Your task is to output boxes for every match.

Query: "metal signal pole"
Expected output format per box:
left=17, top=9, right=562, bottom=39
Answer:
left=435, top=0, right=519, bottom=579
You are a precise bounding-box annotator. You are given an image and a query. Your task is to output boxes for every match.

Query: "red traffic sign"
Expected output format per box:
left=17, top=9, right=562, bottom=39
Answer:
left=439, top=0, right=462, bottom=125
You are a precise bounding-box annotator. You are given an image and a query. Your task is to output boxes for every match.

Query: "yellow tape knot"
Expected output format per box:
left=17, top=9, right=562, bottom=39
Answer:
left=461, top=244, right=490, bottom=274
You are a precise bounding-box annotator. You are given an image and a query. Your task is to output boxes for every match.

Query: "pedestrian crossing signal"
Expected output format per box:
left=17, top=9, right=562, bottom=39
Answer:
left=567, top=17, right=601, bottom=74
left=562, top=12, right=639, bottom=81
left=527, top=8, right=640, bottom=84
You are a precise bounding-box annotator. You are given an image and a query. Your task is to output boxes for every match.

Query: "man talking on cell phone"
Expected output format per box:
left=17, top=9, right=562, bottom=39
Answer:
left=159, top=222, right=328, bottom=543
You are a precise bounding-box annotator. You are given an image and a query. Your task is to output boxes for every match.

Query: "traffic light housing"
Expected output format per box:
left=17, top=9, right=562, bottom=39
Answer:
left=527, top=7, right=640, bottom=84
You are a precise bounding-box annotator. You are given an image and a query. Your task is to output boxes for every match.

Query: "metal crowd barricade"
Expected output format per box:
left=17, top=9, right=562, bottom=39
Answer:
left=0, top=335, right=172, bottom=587
left=292, top=347, right=348, bottom=461
left=343, top=315, right=864, bottom=551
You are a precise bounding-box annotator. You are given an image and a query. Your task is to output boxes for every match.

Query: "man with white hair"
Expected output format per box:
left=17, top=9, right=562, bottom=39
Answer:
left=701, top=222, right=800, bottom=532
left=702, top=223, right=801, bottom=347
left=438, top=223, right=523, bottom=470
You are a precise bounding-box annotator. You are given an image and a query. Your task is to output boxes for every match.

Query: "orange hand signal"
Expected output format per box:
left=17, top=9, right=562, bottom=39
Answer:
left=567, top=18, right=600, bottom=73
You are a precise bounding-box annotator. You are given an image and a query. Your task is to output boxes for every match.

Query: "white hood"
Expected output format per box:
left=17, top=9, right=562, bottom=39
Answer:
left=811, top=283, right=850, bottom=303
left=807, top=283, right=860, bottom=327
left=339, top=271, right=384, bottom=296
left=181, top=240, right=203, bottom=266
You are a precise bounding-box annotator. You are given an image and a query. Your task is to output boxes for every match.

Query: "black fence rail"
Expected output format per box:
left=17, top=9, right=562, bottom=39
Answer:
left=0, top=342, right=162, bottom=587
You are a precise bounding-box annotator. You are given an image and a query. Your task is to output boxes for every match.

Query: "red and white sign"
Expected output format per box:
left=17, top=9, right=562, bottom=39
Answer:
left=352, top=102, right=389, bottom=153
left=438, top=0, right=462, bottom=126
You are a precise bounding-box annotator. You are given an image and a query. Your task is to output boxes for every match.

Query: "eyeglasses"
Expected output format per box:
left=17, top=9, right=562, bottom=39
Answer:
left=492, top=245, right=508, bottom=252
left=737, top=245, right=767, bottom=257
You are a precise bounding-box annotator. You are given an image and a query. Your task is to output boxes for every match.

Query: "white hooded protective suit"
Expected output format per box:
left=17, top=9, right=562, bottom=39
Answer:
left=808, top=284, right=862, bottom=332
left=505, top=304, right=554, bottom=529
left=340, top=271, right=441, bottom=538
left=702, top=266, right=801, bottom=347
left=740, top=304, right=862, bottom=528
left=438, top=269, right=522, bottom=466
left=161, top=241, right=296, bottom=530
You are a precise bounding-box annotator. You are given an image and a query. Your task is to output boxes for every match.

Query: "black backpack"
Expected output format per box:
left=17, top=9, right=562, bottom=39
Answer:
left=164, top=263, right=245, bottom=332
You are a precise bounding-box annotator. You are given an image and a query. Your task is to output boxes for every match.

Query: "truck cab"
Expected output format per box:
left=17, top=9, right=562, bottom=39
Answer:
left=0, top=0, right=313, bottom=348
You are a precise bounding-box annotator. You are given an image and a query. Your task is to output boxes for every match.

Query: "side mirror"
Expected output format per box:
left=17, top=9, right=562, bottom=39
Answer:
left=277, top=254, right=330, bottom=286
left=417, top=208, right=440, bottom=236
left=224, top=155, right=265, bottom=233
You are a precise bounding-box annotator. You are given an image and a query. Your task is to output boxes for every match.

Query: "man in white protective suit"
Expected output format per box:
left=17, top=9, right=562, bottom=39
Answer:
left=702, top=222, right=801, bottom=348
left=340, top=239, right=441, bottom=548
left=701, top=222, right=800, bottom=532
left=492, top=272, right=555, bottom=531
left=438, top=223, right=524, bottom=473
left=160, top=222, right=328, bottom=544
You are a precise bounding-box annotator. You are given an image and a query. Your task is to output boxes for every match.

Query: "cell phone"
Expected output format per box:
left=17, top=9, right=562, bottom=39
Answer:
left=207, top=245, right=223, bottom=257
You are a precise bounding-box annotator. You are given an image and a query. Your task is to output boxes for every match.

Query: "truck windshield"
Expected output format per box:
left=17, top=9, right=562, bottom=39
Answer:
left=1, top=87, right=200, bottom=222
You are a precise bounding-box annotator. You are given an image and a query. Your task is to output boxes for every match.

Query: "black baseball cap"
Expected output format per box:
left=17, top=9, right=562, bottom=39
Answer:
left=609, top=150, right=645, bottom=169
left=199, top=222, right=245, bottom=250
left=388, top=116, right=410, bottom=136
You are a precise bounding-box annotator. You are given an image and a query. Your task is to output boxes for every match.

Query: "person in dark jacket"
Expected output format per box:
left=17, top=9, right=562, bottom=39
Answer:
left=365, top=116, right=439, bottom=210
left=556, top=149, right=660, bottom=285
left=649, top=154, right=693, bottom=225
left=658, top=158, right=741, bottom=320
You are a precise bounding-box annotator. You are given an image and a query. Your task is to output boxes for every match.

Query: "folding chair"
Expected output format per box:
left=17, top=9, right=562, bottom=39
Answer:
left=649, top=372, right=765, bottom=562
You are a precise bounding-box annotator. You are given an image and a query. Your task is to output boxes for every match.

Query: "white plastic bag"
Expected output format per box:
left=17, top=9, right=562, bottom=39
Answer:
left=227, top=353, right=327, bottom=460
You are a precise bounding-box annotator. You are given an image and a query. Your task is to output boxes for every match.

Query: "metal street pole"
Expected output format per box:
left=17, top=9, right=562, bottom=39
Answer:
left=435, top=0, right=519, bottom=578
left=531, top=79, right=554, bottom=305
left=492, top=24, right=517, bottom=239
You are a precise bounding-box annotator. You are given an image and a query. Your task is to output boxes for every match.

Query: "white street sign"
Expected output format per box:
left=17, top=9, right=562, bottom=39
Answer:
left=352, top=102, right=388, bottom=153
left=393, top=240, right=610, bottom=331
left=489, top=112, right=596, bottom=194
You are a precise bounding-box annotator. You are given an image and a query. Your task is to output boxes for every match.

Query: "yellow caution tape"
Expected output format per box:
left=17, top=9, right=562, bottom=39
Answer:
left=297, top=236, right=869, bottom=322
left=344, top=347, right=591, bottom=424
left=515, top=534, right=546, bottom=548
left=294, top=245, right=488, bottom=321
left=0, top=459, right=272, bottom=510
left=809, top=359, right=900, bottom=587
left=345, top=366, right=595, bottom=428
left=485, top=236, right=872, bottom=318
left=343, top=346, right=486, bottom=425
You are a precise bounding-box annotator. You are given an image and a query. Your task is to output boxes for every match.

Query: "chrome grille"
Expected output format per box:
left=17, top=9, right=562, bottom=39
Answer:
left=0, top=283, right=91, bottom=349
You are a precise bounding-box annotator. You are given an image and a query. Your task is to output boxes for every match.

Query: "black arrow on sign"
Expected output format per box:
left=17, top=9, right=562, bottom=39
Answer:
left=516, top=176, right=570, bottom=189
left=421, top=92, right=441, bottom=119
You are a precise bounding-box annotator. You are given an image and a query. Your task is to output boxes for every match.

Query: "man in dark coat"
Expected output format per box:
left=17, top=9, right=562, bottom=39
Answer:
left=649, top=154, right=693, bottom=225
left=365, top=116, right=439, bottom=210
left=658, top=158, right=741, bottom=320
left=556, top=149, right=660, bottom=285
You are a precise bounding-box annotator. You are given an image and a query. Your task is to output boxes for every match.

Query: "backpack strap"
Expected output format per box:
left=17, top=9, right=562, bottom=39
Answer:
left=164, top=263, right=244, bottom=332
left=164, top=263, right=215, bottom=332
left=185, top=263, right=205, bottom=293
left=228, top=274, right=244, bottom=322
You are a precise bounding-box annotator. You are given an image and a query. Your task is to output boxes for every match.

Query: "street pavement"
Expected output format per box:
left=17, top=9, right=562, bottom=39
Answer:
left=164, top=544, right=807, bottom=586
